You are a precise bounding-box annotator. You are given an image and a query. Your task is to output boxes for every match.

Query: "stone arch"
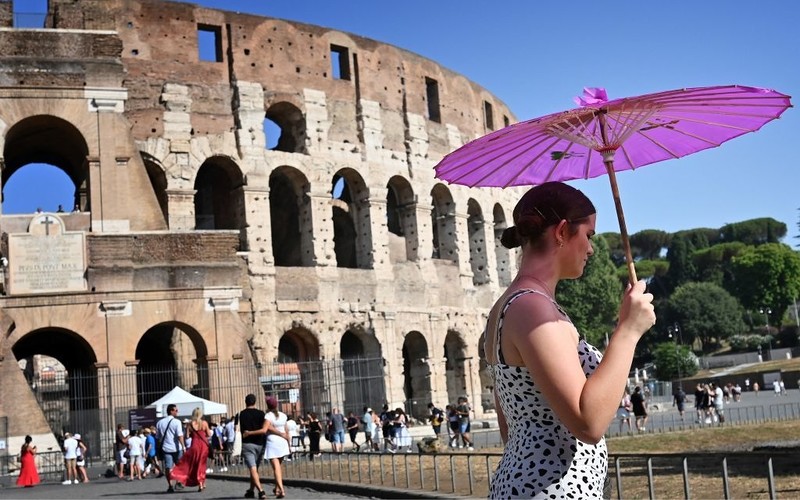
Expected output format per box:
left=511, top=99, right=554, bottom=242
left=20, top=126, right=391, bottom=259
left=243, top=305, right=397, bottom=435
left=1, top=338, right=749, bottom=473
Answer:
left=12, top=327, right=100, bottom=449
left=386, top=175, right=419, bottom=262
left=2, top=115, right=89, bottom=212
left=467, top=198, right=489, bottom=285
left=269, top=327, right=321, bottom=416
left=141, top=153, right=168, bottom=225
left=493, top=203, right=513, bottom=286
left=269, top=166, right=314, bottom=266
left=193, top=155, right=247, bottom=248
left=477, top=331, right=494, bottom=413
left=430, top=183, right=457, bottom=262
left=135, top=321, right=209, bottom=407
left=443, top=330, right=467, bottom=405
left=265, top=101, right=307, bottom=154
left=331, top=169, right=371, bottom=269
left=402, top=331, right=431, bottom=419
left=339, top=328, right=384, bottom=412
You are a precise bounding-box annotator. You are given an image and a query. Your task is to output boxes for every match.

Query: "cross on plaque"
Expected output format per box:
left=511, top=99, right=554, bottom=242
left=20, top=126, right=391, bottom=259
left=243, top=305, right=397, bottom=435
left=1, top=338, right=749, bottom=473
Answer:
left=40, top=216, right=55, bottom=236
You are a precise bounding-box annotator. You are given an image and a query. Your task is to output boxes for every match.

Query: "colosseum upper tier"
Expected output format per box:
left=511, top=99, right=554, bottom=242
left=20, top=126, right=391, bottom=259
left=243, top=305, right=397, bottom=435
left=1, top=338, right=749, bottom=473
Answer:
left=0, top=0, right=524, bottom=454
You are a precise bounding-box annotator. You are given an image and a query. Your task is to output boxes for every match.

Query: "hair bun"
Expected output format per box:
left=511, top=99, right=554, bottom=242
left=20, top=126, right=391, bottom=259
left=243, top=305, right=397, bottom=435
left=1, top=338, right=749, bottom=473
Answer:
left=500, top=226, right=522, bottom=249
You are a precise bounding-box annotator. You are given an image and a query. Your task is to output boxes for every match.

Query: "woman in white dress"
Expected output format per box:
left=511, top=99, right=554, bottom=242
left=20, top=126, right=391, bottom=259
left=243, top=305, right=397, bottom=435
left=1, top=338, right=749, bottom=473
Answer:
left=263, top=396, right=290, bottom=498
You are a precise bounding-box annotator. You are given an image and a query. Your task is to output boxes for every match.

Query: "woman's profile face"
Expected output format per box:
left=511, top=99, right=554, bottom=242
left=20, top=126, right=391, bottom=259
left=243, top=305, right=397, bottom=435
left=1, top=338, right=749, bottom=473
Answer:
left=563, top=214, right=596, bottom=278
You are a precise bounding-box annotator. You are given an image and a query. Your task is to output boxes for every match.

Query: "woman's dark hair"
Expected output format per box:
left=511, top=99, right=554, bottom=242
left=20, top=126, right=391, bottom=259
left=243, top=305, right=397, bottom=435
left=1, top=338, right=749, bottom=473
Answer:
left=501, top=182, right=595, bottom=249
left=24, top=435, right=32, bottom=444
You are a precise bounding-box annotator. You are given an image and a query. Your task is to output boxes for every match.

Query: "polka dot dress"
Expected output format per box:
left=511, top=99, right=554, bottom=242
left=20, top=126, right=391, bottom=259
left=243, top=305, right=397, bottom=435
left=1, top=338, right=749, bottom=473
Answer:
left=489, top=289, right=607, bottom=499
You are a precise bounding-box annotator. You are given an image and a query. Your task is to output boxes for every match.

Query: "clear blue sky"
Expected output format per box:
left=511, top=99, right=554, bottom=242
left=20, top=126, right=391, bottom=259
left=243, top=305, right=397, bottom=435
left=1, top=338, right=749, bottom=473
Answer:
left=7, top=1, right=799, bottom=244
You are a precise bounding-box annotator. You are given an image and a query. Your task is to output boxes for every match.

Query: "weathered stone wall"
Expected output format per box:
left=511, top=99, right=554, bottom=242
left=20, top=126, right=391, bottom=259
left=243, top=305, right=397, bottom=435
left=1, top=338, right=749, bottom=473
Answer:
left=0, top=0, right=526, bottom=450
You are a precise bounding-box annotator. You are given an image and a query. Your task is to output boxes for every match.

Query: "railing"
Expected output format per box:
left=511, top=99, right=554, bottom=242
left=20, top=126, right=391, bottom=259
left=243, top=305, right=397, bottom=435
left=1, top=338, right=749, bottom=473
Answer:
left=208, top=447, right=800, bottom=499
left=0, top=450, right=78, bottom=487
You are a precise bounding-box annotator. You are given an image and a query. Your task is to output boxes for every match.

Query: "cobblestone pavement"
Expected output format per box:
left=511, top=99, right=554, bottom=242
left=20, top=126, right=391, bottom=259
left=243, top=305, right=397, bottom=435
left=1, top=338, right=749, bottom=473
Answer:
left=0, top=474, right=367, bottom=500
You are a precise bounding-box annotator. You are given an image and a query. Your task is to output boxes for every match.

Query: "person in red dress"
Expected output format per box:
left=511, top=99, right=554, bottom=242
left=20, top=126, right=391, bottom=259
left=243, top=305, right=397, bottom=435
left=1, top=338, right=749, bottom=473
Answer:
left=16, top=435, right=40, bottom=487
left=170, top=407, right=212, bottom=492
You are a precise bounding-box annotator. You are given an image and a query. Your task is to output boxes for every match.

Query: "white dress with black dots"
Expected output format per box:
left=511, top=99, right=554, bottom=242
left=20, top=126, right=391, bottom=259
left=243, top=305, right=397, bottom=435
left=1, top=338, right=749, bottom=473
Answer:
left=489, top=289, right=607, bottom=499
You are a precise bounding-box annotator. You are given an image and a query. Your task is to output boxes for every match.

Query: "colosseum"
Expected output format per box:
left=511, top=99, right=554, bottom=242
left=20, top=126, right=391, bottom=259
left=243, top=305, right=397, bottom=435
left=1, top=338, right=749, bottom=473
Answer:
left=0, top=0, right=525, bottom=458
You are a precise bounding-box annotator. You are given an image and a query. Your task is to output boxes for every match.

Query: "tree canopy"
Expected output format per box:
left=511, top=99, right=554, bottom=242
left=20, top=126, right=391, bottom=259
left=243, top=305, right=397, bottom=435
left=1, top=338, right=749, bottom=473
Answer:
left=728, top=243, right=800, bottom=324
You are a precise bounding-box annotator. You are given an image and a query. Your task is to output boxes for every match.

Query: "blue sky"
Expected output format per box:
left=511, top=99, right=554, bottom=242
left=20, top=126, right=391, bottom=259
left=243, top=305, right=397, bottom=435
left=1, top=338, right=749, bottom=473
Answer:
left=7, top=1, right=800, bottom=243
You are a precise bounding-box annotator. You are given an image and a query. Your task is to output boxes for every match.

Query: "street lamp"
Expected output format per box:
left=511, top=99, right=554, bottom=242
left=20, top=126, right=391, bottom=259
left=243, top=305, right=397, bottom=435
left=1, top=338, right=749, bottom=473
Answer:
left=667, top=323, right=682, bottom=389
left=759, top=307, right=773, bottom=359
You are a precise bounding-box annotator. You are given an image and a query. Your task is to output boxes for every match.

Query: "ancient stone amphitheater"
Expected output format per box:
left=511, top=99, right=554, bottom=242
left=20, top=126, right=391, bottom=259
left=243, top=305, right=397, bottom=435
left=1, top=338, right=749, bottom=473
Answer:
left=0, top=0, right=523, bottom=457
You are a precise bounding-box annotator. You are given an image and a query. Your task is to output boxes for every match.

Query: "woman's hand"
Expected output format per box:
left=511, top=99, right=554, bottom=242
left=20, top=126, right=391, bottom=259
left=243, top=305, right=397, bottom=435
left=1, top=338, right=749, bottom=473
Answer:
left=616, top=280, right=656, bottom=341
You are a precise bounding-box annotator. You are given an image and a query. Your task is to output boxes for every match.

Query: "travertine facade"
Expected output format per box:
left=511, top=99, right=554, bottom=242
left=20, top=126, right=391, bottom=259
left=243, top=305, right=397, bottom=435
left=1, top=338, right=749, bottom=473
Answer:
left=0, top=0, right=524, bottom=453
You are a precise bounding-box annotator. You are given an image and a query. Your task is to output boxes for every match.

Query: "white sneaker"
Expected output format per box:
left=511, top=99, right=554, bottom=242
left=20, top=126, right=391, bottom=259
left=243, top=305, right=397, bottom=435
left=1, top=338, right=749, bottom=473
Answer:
left=74, top=479, right=80, bottom=484
left=468, top=446, right=474, bottom=451
left=458, top=445, right=463, bottom=449
left=62, top=480, right=72, bottom=485
left=205, top=468, right=213, bottom=473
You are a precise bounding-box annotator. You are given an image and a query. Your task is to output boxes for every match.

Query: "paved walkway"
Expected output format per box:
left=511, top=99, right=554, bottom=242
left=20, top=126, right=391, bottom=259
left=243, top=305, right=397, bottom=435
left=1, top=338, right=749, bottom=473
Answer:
left=0, top=474, right=366, bottom=499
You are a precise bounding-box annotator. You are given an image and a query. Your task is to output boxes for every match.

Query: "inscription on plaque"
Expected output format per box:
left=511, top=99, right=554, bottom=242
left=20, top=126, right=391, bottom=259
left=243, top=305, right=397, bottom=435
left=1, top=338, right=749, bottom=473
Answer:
left=7, top=214, right=87, bottom=295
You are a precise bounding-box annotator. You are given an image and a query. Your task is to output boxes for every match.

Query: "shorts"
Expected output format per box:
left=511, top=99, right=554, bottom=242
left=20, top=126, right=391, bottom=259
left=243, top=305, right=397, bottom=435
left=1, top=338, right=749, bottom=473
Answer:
left=64, top=457, right=76, bottom=468
left=459, top=422, right=469, bottom=434
left=432, top=425, right=441, bottom=435
left=115, top=449, right=127, bottom=465
left=76, top=457, right=86, bottom=467
left=162, top=450, right=182, bottom=469
left=241, top=442, right=263, bottom=468
left=332, top=430, right=345, bottom=444
left=616, top=408, right=630, bottom=419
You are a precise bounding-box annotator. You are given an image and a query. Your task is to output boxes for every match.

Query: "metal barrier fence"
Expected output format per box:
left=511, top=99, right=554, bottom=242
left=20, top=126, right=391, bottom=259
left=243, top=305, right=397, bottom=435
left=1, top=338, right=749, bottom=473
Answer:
left=207, top=447, right=798, bottom=499
left=18, top=357, right=385, bottom=462
left=0, top=450, right=78, bottom=488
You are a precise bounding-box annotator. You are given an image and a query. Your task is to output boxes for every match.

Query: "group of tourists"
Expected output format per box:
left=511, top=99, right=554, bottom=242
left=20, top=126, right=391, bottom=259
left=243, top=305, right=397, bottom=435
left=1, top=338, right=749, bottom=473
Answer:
left=426, top=397, right=475, bottom=450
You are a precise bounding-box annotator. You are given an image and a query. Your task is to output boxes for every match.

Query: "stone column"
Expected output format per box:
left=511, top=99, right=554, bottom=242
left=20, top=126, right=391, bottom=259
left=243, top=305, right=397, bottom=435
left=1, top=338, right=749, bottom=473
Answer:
left=166, top=188, right=196, bottom=230
left=242, top=186, right=274, bottom=271
left=379, top=312, right=405, bottom=407
left=413, top=204, right=434, bottom=262
left=365, top=189, right=391, bottom=272
left=454, top=212, right=474, bottom=289
left=308, top=189, right=337, bottom=267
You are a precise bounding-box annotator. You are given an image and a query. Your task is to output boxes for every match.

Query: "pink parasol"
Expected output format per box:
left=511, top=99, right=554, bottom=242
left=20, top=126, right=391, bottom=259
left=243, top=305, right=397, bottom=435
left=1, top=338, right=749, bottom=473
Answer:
left=434, top=85, right=792, bottom=283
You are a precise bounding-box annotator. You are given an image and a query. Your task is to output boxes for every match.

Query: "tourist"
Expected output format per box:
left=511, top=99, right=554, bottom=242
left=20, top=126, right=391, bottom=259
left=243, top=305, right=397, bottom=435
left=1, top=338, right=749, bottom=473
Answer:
left=243, top=396, right=290, bottom=499
left=673, top=386, right=686, bottom=421
left=455, top=397, right=474, bottom=450
left=171, top=407, right=212, bottom=492
left=74, top=433, right=89, bottom=483
left=307, top=412, right=322, bottom=460
left=329, top=408, right=345, bottom=453
left=239, top=394, right=267, bottom=499
left=114, top=423, right=128, bottom=479
left=62, top=432, right=79, bottom=485
left=143, top=427, right=162, bottom=478
left=617, top=388, right=633, bottom=432
left=16, top=435, right=40, bottom=487
left=156, top=403, right=185, bottom=493
left=361, top=407, right=375, bottom=451
left=346, top=411, right=360, bottom=452
left=631, top=386, right=648, bottom=431
left=483, top=182, right=655, bottom=498
left=127, top=428, right=145, bottom=481
left=427, top=402, right=444, bottom=438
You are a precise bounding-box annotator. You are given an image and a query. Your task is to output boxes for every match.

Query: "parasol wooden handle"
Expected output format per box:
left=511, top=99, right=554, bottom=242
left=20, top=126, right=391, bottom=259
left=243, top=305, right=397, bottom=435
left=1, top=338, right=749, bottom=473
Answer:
left=603, top=160, right=638, bottom=284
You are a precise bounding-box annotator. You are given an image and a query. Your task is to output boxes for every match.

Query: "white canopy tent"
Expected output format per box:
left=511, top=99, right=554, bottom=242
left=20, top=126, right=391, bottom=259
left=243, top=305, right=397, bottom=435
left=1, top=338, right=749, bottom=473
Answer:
left=146, top=386, right=228, bottom=417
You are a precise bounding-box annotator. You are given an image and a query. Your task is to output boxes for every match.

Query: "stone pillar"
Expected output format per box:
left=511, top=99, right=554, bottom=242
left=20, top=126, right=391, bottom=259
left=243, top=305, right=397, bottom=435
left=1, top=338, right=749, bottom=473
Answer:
left=480, top=220, right=499, bottom=290
left=365, top=189, right=391, bottom=272
left=454, top=212, right=474, bottom=289
left=413, top=204, right=434, bottom=262
left=304, top=89, right=330, bottom=154
left=428, top=356, right=449, bottom=407
left=166, top=188, right=196, bottom=230
left=308, top=190, right=337, bottom=267
left=242, top=186, right=274, bottom=271
left=379, top=312, right=405, bottom=407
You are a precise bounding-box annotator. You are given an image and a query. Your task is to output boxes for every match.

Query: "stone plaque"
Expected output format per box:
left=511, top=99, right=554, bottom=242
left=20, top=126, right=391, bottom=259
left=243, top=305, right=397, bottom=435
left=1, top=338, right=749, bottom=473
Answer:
left=7, top=214, right=87, bottom=295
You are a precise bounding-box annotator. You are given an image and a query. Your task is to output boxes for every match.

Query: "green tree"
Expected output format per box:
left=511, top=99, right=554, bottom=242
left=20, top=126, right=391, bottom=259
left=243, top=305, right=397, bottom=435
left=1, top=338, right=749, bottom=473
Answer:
left=664, top=234, right=697, bottom=293
left=630, top=229, right=671, bottom=260
left=663, top=282, right=747, bottom=352
left=600, top=231, right=625, bottom=267
left=728, top=243, right=800, bottom=324
left=558, top=234, right=622, bottom=347
left=692, top=241, right=747, bottom=288
left=652, top=342, right=698, bottom=381
left=720, top=217, right=786, bottom=245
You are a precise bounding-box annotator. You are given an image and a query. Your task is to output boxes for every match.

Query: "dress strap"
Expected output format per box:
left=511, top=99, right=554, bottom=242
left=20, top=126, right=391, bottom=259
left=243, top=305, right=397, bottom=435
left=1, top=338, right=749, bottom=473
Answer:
left=493, top=289, right=538, bottom=364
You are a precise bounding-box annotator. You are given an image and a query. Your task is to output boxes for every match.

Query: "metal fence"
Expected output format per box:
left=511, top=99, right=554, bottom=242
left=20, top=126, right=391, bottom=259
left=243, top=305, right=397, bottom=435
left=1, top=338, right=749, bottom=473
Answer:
left=0, top=450, right=75, bottom=488
left=20, top=357, right=385, bottom=462
left=205, top=446, right=798, bottom=499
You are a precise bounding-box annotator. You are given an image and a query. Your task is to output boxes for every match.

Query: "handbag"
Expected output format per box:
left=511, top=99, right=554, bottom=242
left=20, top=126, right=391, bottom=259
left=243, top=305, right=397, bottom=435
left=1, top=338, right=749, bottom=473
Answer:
left=232, top=424, right=242, bottom=457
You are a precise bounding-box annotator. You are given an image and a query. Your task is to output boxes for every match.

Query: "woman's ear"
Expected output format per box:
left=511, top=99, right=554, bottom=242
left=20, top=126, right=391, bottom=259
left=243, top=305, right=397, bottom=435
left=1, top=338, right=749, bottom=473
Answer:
left=554, top=219, right=569, bottom=246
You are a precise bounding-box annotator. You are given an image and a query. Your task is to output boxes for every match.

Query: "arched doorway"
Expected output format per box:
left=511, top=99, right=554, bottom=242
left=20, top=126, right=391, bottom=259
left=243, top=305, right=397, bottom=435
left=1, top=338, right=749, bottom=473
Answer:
left=269, top=167, right=314, bottom=266
left=264, top=101, right=307, bottom=154
left=193, top=156, right=246, bottom=248
left=135, top=322, right=209, bottom=407
left=331, top=169, right=371, bottom=269
left=467, top=198, right=489, bottom=285
left=443, top=330, right=468, bottom=405
left=269, top=328, right=321, bottom=415
left=339, top=329, right=384, bottom=413
left=402, top=331, right=431, bottom=419
left=386, top=176, right=419, bottom=262
left=12, top=328, right=99, bottom=455
left=431, top=184, right=457, bottom=262
left=2, top=115, right=89, bottom=214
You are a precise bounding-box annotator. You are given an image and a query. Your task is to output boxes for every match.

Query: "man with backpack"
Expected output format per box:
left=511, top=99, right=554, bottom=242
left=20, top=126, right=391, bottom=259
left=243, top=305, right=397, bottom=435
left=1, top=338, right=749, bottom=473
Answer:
left=427, top=403, right=445, bottom=438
